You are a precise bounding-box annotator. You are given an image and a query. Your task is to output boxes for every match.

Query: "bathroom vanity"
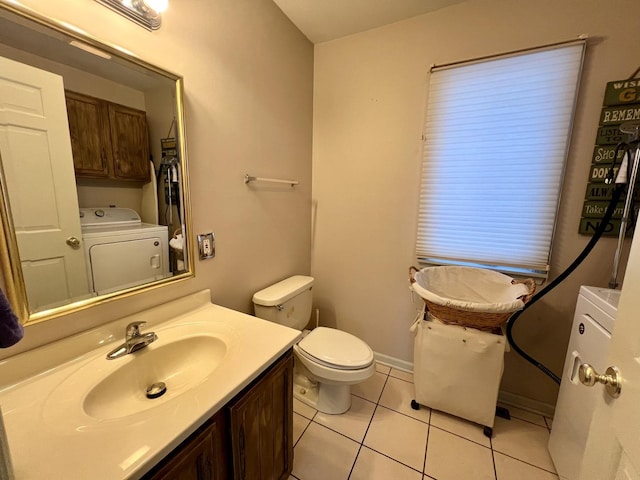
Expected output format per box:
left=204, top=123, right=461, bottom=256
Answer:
left=144, top=349, right=293, bottom=480
left=0, top=290, right=300, bottom=479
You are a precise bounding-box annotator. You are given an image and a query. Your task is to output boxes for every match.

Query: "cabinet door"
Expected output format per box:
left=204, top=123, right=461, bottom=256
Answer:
left=143, top=411, right=227, bottom=480
left=108, top=102, right=150, bottom=181
left=65, top=91, right=112, bottom=178
left=229, top=350, right=294, bottom=480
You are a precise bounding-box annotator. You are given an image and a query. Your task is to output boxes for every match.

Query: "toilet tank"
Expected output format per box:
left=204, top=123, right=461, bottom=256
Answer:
left=252, top=275, right=314, bottom=330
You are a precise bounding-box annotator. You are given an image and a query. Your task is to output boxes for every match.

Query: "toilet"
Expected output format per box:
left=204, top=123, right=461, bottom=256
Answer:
left=253, top=275, right=375, bottom=414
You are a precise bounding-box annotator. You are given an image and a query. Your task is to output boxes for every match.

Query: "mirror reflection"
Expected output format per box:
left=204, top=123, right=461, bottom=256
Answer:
left=0, top=5, right=191, bottom=320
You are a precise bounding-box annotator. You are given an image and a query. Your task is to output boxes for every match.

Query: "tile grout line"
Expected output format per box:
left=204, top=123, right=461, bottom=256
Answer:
left=351, top=369, right=427, bottom=477
left=292, top=404, right=318, bottom=451
left=296, top=365, right=558, bottom=480
left=347, top=369, right=391, bottom=479
left=490, top=430, right=498, bottom=480
left=292, top=412, right=315, bottom=449
left=362, top=444, right=425, bottom=476
left=422, top=407, right=432, bottom=477
left=492, top=450, right=559, bottom=475
left=346, top=443, right=364, bottom=480
left=298, top=365, right=555, bottom=479
left=371, top=369, right=436, bottom=476
left=373, top=403, right=430, bottom=426
left=374, top=369, right=391, bottom=404
left=505, top=415, right=551, bottom=430
left=308, top=418, right=360, bottom=445
left=428, top=423, right=492, bottom=450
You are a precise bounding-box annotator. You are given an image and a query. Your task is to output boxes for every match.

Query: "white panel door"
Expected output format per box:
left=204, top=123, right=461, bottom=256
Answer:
left=581, top=226, right=640, bottom=479
left=0, top=55, right=89, bottom=312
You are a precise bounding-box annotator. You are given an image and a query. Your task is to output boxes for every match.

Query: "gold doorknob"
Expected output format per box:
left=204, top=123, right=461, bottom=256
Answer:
left=579, top=363, right=622, bottom=398
left=66, top=236, right=81, bottom=249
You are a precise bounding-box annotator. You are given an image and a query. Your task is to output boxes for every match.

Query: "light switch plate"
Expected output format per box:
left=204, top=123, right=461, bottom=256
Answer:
left=197, top=233, right=215, bottom=260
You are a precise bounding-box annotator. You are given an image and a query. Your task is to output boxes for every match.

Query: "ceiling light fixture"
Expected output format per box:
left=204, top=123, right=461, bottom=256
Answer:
left=94, top=0, right=168, bottom=31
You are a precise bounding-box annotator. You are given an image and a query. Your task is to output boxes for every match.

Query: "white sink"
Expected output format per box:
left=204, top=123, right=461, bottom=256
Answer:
left=43, top=323, right=228, bottom=425
left=83, top=335, right=226, bottom=419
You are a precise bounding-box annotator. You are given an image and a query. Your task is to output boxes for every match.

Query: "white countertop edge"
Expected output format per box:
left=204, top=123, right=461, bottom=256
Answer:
left=0, top=290, right=302, bottom=480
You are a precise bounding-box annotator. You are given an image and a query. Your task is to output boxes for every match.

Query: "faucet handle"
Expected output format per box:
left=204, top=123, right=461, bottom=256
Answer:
left=126, top=321, right=146, bottom=338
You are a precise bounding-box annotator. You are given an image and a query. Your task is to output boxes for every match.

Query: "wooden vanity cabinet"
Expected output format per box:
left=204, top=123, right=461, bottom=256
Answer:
left=143, top=411, right=228, bottom=480
left=65, top=91, right=150, bottom=182
left=228, top=349, right=294, bottom=480
left=143, top=349, right=294, bottom=480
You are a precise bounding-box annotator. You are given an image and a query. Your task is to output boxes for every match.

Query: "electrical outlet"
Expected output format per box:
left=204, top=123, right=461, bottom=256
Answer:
left=197, top=233, right=215, bottom=260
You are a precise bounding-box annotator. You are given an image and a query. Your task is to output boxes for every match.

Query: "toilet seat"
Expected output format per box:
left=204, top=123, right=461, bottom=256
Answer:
left=297, top=327, right=374, bottom=370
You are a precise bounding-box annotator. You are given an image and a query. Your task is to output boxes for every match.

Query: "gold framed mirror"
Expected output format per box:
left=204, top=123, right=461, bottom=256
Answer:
left=0, top=2, right=193, bottom=325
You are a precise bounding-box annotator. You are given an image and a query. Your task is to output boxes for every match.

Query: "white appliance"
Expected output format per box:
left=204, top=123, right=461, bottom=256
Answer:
left=80, top=207, right=169, bottom=295
left=548, top=285, right=620, bottom=480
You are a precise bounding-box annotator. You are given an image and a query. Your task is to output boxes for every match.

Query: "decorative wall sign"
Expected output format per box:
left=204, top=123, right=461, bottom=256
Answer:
left=579, top=79, right=640, bottom=236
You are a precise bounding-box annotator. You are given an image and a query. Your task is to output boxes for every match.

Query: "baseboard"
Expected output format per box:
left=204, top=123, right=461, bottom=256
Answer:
left=373, top=351, right=556, bottom=418
left=373, top=352, right=413, bottom=372
left=497, top=391, right=556, bottom=418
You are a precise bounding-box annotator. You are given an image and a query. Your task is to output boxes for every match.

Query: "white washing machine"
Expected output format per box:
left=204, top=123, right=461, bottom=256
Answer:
left=80, top=207, right=169, bottom=296
left=548, top=285, right=620, bottom=480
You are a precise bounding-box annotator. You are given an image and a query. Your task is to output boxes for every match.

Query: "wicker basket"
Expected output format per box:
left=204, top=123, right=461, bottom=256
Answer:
left=409, top=266, right=535, bottom=332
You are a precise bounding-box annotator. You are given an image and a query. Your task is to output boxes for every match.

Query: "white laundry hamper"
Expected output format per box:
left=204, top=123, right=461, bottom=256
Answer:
left=408, top=266, right=535, bottom=435
left=410, top=314, right=508, bottom=435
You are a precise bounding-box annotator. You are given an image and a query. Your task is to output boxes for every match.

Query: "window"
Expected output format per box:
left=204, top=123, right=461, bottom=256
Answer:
left=415, top=42, right=585, bottom=278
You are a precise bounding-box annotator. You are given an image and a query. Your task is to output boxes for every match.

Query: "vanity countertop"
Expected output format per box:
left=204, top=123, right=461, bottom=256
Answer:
left=0, top=290, right=301, bottom=479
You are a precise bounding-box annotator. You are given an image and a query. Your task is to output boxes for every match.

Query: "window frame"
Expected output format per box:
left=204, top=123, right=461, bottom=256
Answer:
left=415, top=41, right=586, bottom=278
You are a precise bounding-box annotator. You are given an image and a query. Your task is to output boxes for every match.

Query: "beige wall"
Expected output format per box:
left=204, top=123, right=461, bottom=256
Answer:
left=0, top=0, right=313, bottom=358
left=4, top=0, right=637, bottom=410
left=312, top=0, right=638, bottom=407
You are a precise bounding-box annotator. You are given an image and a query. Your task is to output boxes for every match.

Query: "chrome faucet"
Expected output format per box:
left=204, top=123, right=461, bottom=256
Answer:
left=106, top=321, right=158, bottom=360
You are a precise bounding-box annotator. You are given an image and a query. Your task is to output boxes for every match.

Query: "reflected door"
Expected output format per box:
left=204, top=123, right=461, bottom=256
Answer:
left=0, top=55, right=89, bottom=312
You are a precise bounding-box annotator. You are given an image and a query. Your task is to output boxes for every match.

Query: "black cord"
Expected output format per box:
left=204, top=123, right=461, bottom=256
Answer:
left=506, top=184, right=624, bottom=385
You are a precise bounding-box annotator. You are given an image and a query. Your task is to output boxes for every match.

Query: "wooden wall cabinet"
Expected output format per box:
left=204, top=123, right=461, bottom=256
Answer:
left=143, top=349, right=294, bottom=480
left=65, top=91, right=150, bottom=182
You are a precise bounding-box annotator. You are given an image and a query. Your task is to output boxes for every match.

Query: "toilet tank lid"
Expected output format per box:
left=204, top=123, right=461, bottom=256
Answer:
left=252, top=275, right=314, bottom=306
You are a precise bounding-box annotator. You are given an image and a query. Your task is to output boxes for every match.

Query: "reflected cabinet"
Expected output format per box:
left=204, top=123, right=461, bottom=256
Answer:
left=66, top=91, right=150, bottom=182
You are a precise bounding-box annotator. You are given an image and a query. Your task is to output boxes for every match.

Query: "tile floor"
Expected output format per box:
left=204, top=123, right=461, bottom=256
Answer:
left=289, top=363, right=557, bottom=480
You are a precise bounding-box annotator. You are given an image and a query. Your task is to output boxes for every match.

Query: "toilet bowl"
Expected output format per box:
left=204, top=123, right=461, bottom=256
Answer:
left=252, top=276, right=375, bottom=414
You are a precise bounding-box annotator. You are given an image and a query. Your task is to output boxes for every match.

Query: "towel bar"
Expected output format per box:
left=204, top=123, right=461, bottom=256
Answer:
left=244, top=174, right=298, bottom=187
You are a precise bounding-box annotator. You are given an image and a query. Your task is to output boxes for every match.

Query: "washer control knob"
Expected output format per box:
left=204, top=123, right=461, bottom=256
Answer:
left=95, top=209, right=105, bottom=217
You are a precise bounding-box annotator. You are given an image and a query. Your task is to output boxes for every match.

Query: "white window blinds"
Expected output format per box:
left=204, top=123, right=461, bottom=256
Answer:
left=416, top=42, right=585, bottom=277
